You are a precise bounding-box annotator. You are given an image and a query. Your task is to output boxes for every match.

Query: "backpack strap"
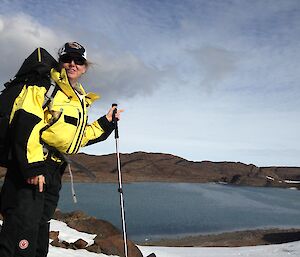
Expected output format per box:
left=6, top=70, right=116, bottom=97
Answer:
left=42, top=78, right=58, bottom=109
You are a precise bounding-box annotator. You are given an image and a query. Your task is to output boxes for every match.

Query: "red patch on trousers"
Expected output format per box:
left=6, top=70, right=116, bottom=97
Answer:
left=19, top=239, right=29, bottom=250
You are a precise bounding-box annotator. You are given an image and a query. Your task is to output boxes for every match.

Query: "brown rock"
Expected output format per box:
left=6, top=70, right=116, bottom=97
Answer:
left=53, top=210, right=89, bottom=223
left=51, top=210, right=142, bottom=255
left=86, top=243, right=102, bottom=253
left=73, top=239, right=88, bottom=249
left=67, top=218, right=120, bottom=239
left=50, top=238, right=67, bottom=248
left=51, top=210, right=142, bottom=256
left=62, top=241, right=70, bottom=248
left=95, top=234, right=143, bottom=257
left=49, top=231, right=59, bottom=240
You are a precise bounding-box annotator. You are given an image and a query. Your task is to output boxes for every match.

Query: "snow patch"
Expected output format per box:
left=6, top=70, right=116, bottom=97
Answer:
left=49, top=219, right=96, bottom=246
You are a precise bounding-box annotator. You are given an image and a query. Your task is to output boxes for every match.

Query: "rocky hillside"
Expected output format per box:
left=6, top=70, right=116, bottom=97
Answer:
left=1, top=151, right=299, bottom=188
left=67, top=152, right=300, bottom=188
left=51, top=210, right=143, bottom=257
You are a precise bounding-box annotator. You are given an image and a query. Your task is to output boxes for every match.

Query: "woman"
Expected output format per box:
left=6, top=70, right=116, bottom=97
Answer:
left=0, top=42, right=122, bottom=257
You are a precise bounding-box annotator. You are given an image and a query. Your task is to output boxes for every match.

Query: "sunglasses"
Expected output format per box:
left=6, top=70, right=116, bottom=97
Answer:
left=60, top=55, right=86, bottom=65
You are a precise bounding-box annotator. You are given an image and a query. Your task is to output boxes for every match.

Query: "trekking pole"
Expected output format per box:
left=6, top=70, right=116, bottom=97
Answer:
left=112, top=103, right=128, bottom=257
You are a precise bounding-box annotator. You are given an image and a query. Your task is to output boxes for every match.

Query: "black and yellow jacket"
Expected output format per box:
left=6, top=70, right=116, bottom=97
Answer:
left=9, top=68, right=114, bottom=178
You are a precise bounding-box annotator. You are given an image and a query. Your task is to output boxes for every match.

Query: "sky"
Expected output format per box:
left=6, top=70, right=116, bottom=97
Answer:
left=0, top=0, right=299, bottom=166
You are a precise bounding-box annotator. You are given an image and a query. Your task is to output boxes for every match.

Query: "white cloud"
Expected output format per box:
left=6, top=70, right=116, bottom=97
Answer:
left=82, top=51, right=165, bottom=103
left=0, top=13, right=65, bottom=83
left=0, top=12, right=164, bottom=103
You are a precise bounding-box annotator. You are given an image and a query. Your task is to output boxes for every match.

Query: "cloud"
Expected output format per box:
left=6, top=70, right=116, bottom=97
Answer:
left=0, top=12, right=164, bottom=103
left=187, top=46, right=239, bottom=93
left=82, top=51, right=165, bottom=102
left=2, top=1, right=299, bottom=100
left=0, top=13, right=63, bottom=83
left=1, top=1, right=299, bottom=105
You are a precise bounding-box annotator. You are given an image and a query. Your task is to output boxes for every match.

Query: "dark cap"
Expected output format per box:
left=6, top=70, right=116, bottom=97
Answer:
left=58, top=42, right=87, bottom=60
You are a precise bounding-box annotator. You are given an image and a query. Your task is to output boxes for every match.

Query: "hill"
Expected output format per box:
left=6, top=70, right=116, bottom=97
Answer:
left=1, top=151, right=299, bottom=188
left=66, top=152, right=300, bottom=188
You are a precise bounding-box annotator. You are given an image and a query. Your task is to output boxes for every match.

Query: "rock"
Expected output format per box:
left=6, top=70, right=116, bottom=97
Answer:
left=67, top=217, right=120, bottom=239
left=49, top=231, right=59, bottom=240
left=86, top=243, right=102, bottom=253
left=53, top=210, right=90, bottom=222
left=53, top=209, right=121, bottom=249
left=62, top=241, right=70, bottom=248
left=73, top=239, right=88, bottom=249
left=95, top=234, right=143, bottom=257
left=51, top=210, right=142, bottom=256
left=50, top=238, right=67, bottom=248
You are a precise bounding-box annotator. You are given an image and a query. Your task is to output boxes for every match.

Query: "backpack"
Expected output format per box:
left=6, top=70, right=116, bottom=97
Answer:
left=0, top=47, right=59, bottom=167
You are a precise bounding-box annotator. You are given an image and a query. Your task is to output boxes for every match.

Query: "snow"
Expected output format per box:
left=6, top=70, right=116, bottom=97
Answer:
left=1, top=218, right=300, bottom=256
left=138, top=243, right=300, bottom=257
left=50, top=220, right=96, bottom=246
left=266, top=176, right=275, bottom=181
left=48, top=246, right=119, bottom=257
left=266, top=176, right=300, bottom=186
left=45, top=219, right=300, bottom=257
left=284, top=180, right=300, bottom=184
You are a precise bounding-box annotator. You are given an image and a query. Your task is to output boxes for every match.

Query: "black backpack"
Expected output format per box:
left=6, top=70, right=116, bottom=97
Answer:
left=0, top=47, right=59, bottom=167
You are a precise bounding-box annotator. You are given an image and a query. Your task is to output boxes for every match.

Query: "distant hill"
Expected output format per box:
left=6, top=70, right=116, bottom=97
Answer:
left=67, top=152, right=300, bottom=188
left=1, top=151, right=299, bottom=188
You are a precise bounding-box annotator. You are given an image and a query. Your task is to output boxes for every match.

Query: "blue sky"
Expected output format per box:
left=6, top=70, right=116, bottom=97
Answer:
left=0, top=0, right=299, bottom=166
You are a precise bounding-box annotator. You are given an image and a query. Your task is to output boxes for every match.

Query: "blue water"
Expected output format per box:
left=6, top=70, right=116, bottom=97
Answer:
left=58, top=183, right=300, bottom=242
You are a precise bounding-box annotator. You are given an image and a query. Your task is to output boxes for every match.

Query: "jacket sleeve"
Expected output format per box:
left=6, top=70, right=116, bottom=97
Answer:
left=10, top=85, right=48, bottom=179
left=81, top=115, right=115, bottom=147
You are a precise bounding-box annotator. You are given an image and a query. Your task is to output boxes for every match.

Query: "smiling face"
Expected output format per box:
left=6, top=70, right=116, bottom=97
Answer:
left=60, top=54, right=87, bottom=87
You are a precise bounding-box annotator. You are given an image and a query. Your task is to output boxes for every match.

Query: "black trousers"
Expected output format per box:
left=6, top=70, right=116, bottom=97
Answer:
left=0, top=160, right=66, bottom=257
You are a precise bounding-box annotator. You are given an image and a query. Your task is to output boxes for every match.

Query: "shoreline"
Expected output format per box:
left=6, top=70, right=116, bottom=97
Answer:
left=140, top=228, right=300, bottom=247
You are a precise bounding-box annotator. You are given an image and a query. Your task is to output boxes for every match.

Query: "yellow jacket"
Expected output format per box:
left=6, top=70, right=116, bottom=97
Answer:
left=9, top=68, right=114, bottom=178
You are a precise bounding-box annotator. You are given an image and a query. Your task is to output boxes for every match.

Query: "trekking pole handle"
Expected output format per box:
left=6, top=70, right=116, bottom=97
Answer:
left=112, top=103, right=119, bottom=139
left=112, top=103, right=118, bottom=120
